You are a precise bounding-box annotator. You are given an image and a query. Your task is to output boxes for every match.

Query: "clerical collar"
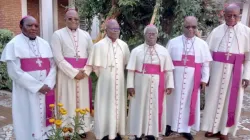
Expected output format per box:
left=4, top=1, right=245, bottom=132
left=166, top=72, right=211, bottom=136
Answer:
left=66, top=27, right=78, bottom=32
left=183, top=35, right=195, bottom=41
left=106, top=36, right=117, bottom=43
left=22, top=33, right=37, bottom=41
left=144, top=43, right=155, bottom=48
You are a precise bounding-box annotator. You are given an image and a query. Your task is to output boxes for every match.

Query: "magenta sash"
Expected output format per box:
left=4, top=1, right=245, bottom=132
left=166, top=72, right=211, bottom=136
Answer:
left=213, top=52, right=245, bottom=127
left=135, top=64, right=164, bottom=132
left=64, top=57, right=93, bottom=113
left=20, top=57, right=55, bottom=126
left=173, top=55, right=202, bottom=126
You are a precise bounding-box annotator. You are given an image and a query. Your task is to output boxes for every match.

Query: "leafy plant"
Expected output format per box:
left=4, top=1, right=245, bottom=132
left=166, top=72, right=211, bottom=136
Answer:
left=0, top=29, right=14, bottom=90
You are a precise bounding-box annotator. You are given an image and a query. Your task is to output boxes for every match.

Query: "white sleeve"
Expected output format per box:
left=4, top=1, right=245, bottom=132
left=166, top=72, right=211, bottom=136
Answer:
left=127, top=70, right=135, bottom=88
left=6, top=60, right=44, bottom=93
left=165, top=70, right=174, bottom=89
left=201, top=61, right=210, bottom=83
left=43, top=58, right=57, bottom=89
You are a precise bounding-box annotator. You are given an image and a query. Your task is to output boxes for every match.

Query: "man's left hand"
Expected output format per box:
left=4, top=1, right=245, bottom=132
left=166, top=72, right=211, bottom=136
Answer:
left=165, top=88, right=173, bottom=95
left=200, top=82, right=206, bottom=92
left=80, top=70, right=88, bottom=78
left=242, top=79, right=249, bottom=88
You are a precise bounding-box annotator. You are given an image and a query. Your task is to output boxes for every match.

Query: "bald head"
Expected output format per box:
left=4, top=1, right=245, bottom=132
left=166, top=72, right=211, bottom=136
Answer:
left=224, top=4, right=240, bottom=26
left=105, top=19, right=120, bottom=42
left=183, top=16, right=197, bottom=38
left=65, top=9, right=79, bottom=30
left=224, top=4, right=240, bottom=14
left=184, top=16, right=198, bottom=26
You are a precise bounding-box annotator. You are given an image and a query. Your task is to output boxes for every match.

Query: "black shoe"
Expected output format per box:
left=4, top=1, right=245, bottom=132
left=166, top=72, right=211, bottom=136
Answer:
left=145, top=135, right=155, bottom=140
left=115, top=133, right=122, bottom=140
left=102, top=135, right=109, bottom=140
left=134, top=135, right=142, bottom=140
left=165, top=125, right=173, bottom=136
left=182, top=133, right=194, bottom=140
left=79, top=133, right=87, bottom=138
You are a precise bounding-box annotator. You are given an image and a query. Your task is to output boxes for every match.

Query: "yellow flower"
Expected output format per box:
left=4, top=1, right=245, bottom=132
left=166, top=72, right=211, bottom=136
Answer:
left=57, top=103, right=63, bottom=107
left=85, top=108, right=90, bottom=113
left=55, top=119, right=62, bottom=126
left=79, top=109, right=86, bottom=115
left=49, top=104, right=55, bottom=108
left=75, top=108, right=81, bottom=113
left=49, top=118, right=55, bottom=124
left=60, top=110, right=67, bottom=115
left=62, top=127, right=68, bottom=133
left=59, top=108, right=66, bottom=112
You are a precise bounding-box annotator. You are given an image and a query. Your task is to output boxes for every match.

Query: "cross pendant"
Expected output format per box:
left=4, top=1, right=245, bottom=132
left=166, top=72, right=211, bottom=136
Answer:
left=109, top=64, right=115, bottom=72
left=225, top=52, right=232, bottom=60
left=74, top=54, right=80, bottom=61
left=183, top=56, right=189, bottom=65
left=36, top=58, right=42, bottom=67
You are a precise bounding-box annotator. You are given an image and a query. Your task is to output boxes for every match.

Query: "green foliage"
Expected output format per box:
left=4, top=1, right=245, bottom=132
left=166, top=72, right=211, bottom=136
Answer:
left=0, top=29, right=14, bottom=90
left=75, top=0, right=222, bottom=49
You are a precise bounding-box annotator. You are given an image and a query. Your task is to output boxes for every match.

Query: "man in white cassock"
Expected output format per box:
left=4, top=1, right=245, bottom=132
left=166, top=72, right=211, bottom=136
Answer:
left=165, top=16, right=212, bottom=140
left=126, top=25, right=174, bottom=140
left=0, top=16, right=56, bottom=140
left=87, top=19, right=130, bottom=140
left=201, top=4, right=250, bottom=140
left=50, top=9, right=93, bottom=136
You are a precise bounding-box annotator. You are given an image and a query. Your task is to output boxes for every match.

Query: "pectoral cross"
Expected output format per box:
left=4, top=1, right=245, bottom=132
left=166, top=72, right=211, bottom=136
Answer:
left=36, top=58, right=42, bottom=67
left=74, top=53, right=80, bottom=61
left=225, top=52, right=232, bottom=60
left=109, top=64, right=115, bottom=72
left=183, top=56, right=189, bottom=65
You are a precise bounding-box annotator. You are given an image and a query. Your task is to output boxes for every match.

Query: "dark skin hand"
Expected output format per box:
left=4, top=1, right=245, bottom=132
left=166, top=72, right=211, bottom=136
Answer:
left=74, top=70, right=88, bottom=80
left=128, top=88, right=173, bottom=97
left=39, top=84, right=51, bottom=94
left=242, top=79, right=249, bottom=88
left=200, top=82, right=206, bottom=92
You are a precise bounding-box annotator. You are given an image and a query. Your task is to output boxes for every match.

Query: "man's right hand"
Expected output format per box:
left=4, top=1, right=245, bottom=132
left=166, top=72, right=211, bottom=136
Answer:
left=74, top=70, right=85, bottom=80
left=127, top=88, right=135, bottom=97
left=39, top=84, right=51, bottom=94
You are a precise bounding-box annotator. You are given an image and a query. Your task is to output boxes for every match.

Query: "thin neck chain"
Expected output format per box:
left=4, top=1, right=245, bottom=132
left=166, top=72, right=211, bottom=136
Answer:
left=182, top=36, right=195, bottom=56
left=66, top=29, right=79, bottom=55
left=24, top=37, right=41, bottom=58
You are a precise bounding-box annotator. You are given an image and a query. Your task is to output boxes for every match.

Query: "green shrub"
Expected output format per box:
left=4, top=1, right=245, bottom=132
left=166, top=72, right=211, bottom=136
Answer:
left=0, top=29, right=14, bottom=90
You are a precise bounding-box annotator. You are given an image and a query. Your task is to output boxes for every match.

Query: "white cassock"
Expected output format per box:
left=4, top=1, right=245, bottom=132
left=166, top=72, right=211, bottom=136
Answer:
left=126, top=43, right=174, bottom=138
left=0, top=34, right=56, bottom=140
left=50, top=27, right=93, bottom=132
left=201, top=23, right=250, bottom=136
left=166, top=35, right=212, bottom=133
left=87, top=36, right=130, bottom=139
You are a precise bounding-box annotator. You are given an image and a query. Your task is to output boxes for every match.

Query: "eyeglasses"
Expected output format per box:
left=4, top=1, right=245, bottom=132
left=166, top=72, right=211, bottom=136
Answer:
left=185, top=26, right=197, bottom=29
left=67, top=17, right=79, bottom=21
left=107, top=28, right=120, bottom=32
left=225, top=14, right=240, bottom=19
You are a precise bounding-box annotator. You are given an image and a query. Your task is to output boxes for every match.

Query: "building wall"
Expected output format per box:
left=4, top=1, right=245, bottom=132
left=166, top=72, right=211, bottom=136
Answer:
left=27, top=0, right=40, bottom=35
left=0, top=0, right=22, bottom=35
left=58, top=0, right=68, bottom=29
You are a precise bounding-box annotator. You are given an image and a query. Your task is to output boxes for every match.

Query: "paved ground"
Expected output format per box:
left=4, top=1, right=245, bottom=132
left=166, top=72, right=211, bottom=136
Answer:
left=0, top=90, right=249, bottom=140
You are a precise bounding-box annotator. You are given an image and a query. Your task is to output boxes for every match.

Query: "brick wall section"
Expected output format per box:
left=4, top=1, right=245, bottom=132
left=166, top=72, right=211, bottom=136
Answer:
left=58, top=0, right=68, bottom=29
left=27, top=0, right=40, bottom=35
left=0, top=0, right=22, bottom=35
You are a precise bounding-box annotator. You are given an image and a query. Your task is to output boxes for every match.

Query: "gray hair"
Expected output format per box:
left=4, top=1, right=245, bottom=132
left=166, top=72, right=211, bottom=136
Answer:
left=143, top=24, right=158, bottom=35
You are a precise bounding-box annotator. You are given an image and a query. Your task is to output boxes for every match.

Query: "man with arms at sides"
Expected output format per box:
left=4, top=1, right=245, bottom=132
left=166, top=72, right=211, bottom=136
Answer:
left=126, top=24, right=174, bottom=140
left=50, top=9, right=93, bottom=137
left=165, top=16, right=212, bottom=140
left=0, top=16, right=56, bottom=140
left=201, top=4, right=250, bottom=140
left=87, top=19, right=130, bottom=140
